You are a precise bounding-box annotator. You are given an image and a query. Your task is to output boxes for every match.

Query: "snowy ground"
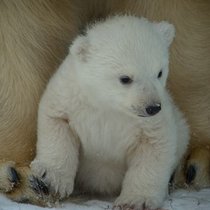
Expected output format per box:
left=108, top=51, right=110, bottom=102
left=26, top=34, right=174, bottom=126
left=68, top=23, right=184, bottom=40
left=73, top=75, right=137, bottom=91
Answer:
left=1, top=189, right=210, bottom=210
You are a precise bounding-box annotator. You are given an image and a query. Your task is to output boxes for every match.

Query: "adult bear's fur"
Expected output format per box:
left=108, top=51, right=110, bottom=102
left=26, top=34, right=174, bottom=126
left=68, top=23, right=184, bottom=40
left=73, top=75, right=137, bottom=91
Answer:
left=0, top=0, right=210, bottom=205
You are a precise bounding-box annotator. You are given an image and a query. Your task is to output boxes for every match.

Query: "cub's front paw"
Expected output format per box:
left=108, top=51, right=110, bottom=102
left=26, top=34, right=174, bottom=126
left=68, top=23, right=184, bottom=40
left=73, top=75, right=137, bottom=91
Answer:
left=113, top=192, right=164, bottom=210
left=30, top=160, right=74, bottom=199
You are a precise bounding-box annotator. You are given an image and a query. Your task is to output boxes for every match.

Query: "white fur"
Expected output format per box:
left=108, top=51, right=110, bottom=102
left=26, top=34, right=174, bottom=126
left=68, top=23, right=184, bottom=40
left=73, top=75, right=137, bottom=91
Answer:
left=31, top=15, right=189, bottom=209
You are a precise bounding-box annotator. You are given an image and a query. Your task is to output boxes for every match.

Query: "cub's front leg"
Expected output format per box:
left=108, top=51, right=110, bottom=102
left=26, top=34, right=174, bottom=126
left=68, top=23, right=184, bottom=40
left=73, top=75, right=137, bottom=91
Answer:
left=114, top=131, right=175, bottom=210
left=31, top=83, right=80, bottom=201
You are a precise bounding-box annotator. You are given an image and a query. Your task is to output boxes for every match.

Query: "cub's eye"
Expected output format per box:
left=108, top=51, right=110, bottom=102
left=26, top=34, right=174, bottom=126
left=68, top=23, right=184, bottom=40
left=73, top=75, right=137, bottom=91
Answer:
left=157, top=70, right=163, bottom=79
left=120, top=75, right=133, bottom=85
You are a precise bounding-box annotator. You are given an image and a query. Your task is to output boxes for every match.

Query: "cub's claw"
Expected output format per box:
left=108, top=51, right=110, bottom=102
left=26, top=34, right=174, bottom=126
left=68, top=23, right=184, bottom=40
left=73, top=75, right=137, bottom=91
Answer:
left=29, top=176, right=49, bottom=196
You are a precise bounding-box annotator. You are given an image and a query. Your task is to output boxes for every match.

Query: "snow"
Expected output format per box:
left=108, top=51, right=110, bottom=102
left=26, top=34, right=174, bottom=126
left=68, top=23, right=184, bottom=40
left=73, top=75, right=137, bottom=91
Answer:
left=1, top=189, right=210, bottom=210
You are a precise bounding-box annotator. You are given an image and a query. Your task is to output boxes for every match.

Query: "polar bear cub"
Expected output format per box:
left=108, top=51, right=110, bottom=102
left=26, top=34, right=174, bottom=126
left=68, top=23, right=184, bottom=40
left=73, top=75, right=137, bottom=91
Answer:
left=31, top=15, right=189, bottom=209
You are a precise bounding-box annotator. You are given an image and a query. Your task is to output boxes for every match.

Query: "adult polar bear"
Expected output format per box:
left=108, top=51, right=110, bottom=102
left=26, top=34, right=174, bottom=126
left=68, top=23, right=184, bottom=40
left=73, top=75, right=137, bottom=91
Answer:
left=31, top=16, right=189, bottom=209
left=0, top=0, right=210, bottom=205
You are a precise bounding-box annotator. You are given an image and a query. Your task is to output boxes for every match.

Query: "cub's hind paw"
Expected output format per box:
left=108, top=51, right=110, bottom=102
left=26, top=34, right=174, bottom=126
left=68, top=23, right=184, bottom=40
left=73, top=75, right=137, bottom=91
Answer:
left=114, top=192, right=164, bottom=210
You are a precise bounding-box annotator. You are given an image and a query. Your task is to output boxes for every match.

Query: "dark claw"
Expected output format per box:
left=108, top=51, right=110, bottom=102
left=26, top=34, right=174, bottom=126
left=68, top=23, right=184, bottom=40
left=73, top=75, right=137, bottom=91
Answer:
left=29, top=176, right=49, bottom=196
left=186, top=165, right=196, bottom=184
left=42, top=171, right=46, bottom=179
left=8, top=167, right=20, bottom=185
left=169, top=171, right=175, bottom=184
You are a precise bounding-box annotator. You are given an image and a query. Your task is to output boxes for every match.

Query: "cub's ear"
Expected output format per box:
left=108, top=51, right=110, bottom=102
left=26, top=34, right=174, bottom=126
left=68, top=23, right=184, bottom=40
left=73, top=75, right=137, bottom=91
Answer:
left=70, top=35, right=90, bottom=62
left=154, top=21, right=175, bottom=47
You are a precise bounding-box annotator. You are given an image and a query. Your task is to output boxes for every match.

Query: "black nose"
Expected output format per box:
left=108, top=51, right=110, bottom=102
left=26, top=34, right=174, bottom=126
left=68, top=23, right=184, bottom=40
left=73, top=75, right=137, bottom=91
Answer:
left=145, top=103, right=161, bottom=116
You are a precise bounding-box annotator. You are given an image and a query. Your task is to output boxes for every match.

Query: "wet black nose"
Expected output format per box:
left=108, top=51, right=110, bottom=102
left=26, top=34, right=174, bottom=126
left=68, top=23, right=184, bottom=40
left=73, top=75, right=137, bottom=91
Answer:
left=145, top=103, right=161, bottom=116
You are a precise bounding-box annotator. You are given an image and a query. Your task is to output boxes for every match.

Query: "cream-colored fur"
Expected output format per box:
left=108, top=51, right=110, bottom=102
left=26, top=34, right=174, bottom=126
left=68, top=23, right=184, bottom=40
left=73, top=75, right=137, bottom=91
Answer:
left=0, top=0, right=89, bottom=204
left=0, top=0, right=83, bottom=164
left=31, top=16, right=189, bottom=209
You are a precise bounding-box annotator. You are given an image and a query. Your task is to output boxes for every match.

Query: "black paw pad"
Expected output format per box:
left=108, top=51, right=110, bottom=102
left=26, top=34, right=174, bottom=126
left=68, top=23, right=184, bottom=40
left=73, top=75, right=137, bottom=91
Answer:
left=186, top=165, right=196, bottom=184
left=8, top=167, right=20, bottom=185
left=30, top=176, right=49, bottom=196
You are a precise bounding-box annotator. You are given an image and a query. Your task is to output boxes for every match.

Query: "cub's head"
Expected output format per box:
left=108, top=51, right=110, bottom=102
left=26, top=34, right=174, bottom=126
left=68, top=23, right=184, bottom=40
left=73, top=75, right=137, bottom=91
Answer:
left=70, top=15, right=175, bottom=118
